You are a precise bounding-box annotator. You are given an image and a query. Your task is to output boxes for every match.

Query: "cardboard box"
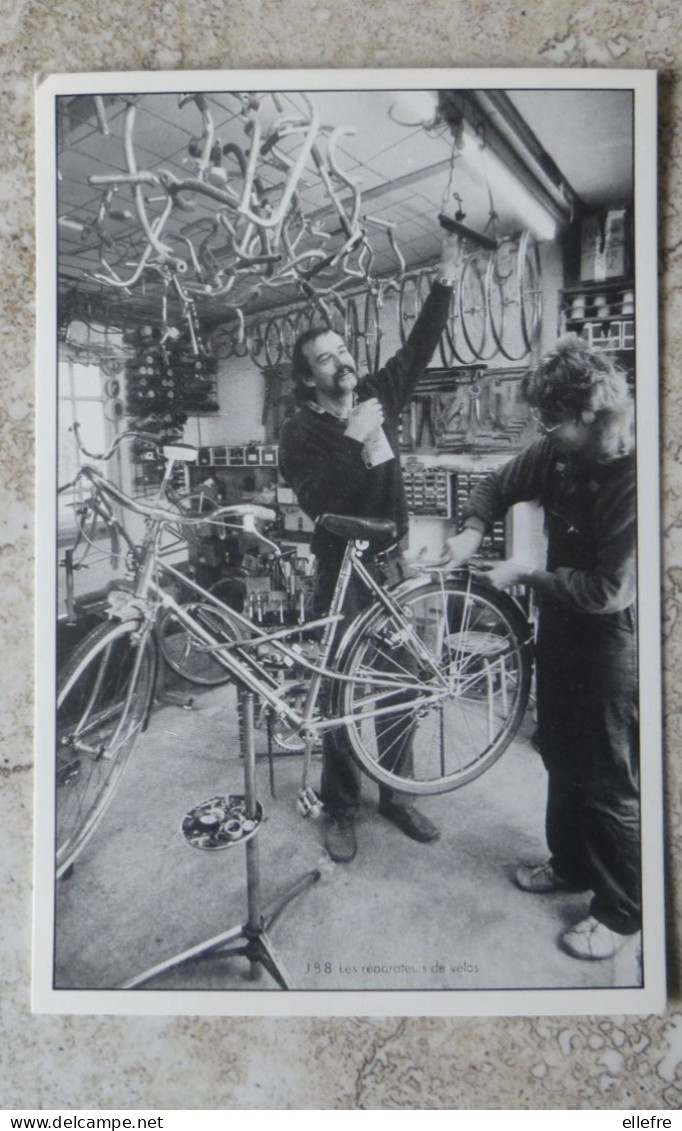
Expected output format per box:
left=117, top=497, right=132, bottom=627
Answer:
left=580, top=210, right=628, bottom=282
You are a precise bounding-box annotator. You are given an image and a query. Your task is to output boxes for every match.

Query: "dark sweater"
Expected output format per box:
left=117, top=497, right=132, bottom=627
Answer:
left=279, top=281, right=451, bottom=564
left=462, top=436, right=637, bottom=616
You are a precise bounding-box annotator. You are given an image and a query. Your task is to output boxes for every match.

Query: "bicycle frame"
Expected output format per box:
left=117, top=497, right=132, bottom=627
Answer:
left=63, top=423, right=524, bottom=781
left=57, top=429, right=534, bottom=866
left=67, top=444, right=450, bottom=748
left=126, top=526, right=452, bottom=743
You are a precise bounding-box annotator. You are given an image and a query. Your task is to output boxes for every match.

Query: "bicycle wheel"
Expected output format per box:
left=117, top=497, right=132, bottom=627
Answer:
left=293, top=306, right=314, bottom=339
left=101, top=354, right=125, bottom=378
left=247, top=322, right=268, bottom=370
left=440, top=270, right=483, bottom=366
left=158, top=601, right=240, bottom=686
left=438, top=285, right=459, bottom=366
left=337, top=576, right=532, bottom=795
left=362, top=288, right=382, bottom=372
left=280, top=313, right=297, bottom=360
left=518, top=230, right=542, bottom=352
left=487, top=238, right=528, bottom=362
left=264, top=317, right=284, bottom=367
left=398, top=272, right=424, bottom=345
left=459, top=253, right=489, bottom=361
left=56, top=618, right=156, bottom=877
left=344, top=295, right=360, bottom=367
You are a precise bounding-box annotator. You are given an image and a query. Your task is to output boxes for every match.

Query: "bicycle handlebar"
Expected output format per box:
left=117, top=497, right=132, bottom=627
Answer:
left=78, top=465, right=277, bottom=528
left=71, top=422, right=161, bottom=461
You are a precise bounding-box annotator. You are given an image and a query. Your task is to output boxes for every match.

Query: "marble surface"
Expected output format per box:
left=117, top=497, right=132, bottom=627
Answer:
left=2, top=0, right=681, bottom=1111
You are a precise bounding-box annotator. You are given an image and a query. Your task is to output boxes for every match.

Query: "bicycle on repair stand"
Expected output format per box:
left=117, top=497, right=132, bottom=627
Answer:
left=56, top=429, right=533, bottom=880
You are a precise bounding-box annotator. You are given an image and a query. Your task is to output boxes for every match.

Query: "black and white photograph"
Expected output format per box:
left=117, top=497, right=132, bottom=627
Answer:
left=33, top=68, right=663, bottom=1016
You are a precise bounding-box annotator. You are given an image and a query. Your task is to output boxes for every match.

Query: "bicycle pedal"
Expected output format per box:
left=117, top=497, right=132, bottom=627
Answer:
left=296, top=788, right=323, bottom=819
left=296, top=795, right=312, bottom=818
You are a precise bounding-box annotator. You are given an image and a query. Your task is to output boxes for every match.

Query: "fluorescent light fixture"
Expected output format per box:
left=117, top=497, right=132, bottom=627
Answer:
left=458, top=128, right=557, bottom=242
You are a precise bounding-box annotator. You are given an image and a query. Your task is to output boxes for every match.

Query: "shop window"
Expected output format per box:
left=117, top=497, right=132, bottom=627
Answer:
left=57, top=357, right=121, bottom=537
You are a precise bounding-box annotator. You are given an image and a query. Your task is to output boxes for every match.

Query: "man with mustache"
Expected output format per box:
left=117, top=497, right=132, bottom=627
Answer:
left=279, top=231, right=459, bottom=862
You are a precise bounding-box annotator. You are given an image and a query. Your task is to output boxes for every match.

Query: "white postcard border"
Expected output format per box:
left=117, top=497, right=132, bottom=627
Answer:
left=33, top=67, right=665, bottom=1017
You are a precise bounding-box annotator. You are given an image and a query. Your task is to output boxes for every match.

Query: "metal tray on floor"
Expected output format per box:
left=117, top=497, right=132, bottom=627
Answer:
left=181, top=794, right=263, bottom=851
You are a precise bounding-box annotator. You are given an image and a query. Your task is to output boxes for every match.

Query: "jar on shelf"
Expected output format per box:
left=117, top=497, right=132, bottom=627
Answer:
left=622, top=291, right=635, bottom=316
left=570, top=295, right=586, bottom=319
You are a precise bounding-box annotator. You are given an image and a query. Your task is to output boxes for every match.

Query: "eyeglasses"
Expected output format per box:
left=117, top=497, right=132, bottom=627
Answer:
left=529, top=407, right=565, bottom=435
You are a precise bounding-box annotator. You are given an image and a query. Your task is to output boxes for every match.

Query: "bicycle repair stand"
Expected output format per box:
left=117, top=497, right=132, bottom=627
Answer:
left=121, top=690, right=321, bottom=991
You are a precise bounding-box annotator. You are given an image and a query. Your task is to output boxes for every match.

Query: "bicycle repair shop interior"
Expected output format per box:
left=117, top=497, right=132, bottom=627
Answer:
left=53, top=85, right=638, bottom=995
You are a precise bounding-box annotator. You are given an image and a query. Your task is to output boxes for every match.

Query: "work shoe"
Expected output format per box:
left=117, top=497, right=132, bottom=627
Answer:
left=561, top=915, right=634, bottom=960
left=325, top=812, right=357, bottom=863
left=378, top=802, right=439, bottom=843
left=515, top=860, right=572, bottom=893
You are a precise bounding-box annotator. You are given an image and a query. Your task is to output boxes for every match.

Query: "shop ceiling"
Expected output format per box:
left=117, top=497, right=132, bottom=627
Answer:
left=56, top=86, right=634, bottom=333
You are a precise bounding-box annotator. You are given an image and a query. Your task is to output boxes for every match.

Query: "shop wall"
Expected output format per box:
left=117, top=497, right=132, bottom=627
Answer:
left=199, top=355, right=267, bottom=448
left=168, top=235, right=562, bottom=568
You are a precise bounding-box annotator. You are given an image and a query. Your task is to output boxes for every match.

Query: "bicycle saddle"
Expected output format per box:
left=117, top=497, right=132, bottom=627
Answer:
left=317, top=514, right=398, bottom=542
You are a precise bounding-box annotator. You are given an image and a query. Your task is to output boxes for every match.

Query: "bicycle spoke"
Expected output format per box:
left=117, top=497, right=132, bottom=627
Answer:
left=459, top=253, right=489, bottom=360
left=339, top=577, right=531, bottom=794
left=56, top=620, right=155, bottom=876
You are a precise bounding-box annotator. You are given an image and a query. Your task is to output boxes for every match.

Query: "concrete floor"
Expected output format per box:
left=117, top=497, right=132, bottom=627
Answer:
left=54, top=675, right=642, bottom=997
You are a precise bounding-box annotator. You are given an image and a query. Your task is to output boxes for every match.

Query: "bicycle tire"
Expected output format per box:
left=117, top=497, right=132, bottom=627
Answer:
left=398, top=273, right=421, bottom=345
left=438, top=285, right=459, bottom=366
left=487, top=238, right=528, bottom=362
left=336, top=575, right=532, bottom=795
left=518, top=230, right=542, bottom=352
left=293, top=306, right=314, bottom=339
left=344, top=295, right=360, bottom=367
left=101, top=355, right=125, bottom=378
left=363, top=289, right=382, bottom=372
left=279, top=313, right=297, bottom=360
left=56, top=618, right=156, bottom=877
left=459, top=253, right=490, bottom=361
left=158, top=601, right=240, bottom=686
left=247, top=322, right=268, bottom=370
left=264, top=317, right=284, bottom=368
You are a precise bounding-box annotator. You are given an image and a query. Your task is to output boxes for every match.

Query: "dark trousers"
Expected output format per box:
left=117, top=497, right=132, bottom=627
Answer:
left=535, top=605, right=641, bottom=935
left=314, top=549, right=414, bottom=814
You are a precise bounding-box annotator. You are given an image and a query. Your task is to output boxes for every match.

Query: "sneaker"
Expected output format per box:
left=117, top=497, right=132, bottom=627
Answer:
left=325, top=812, right=357, bottom=863
left=378, top=802, right=439, bottom=843
left=515, top=860, right=571, bottom=893
left=561, top=915, right=634, bottom=960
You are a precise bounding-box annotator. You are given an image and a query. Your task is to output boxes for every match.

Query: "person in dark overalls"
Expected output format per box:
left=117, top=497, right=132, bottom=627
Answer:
left=445, top=335, right=639, bottom=960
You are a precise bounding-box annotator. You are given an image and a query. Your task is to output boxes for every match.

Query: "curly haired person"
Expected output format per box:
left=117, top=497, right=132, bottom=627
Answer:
left=446, top=335, right=640, bottom=960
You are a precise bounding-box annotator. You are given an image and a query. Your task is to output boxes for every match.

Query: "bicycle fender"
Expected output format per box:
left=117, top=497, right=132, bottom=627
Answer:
left=332, top=572, right=533, bottom=677
left=414, top=571, right=534, bottom=640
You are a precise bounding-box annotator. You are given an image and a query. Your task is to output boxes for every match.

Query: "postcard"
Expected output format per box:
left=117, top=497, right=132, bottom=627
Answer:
left=33, top=67, right=664, bottom=1016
